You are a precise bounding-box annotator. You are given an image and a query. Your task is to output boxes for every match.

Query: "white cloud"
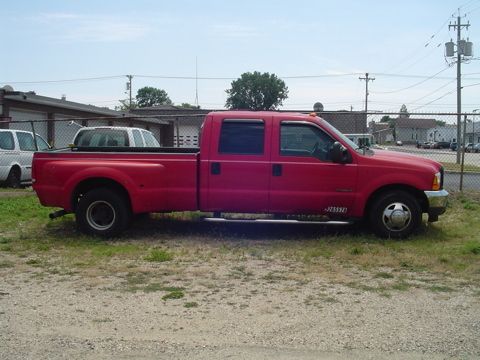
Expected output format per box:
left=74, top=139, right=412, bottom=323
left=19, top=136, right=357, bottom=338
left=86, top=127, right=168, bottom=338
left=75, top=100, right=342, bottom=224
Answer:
left=35, top=13, right=150, bottom=43
left=210, top=24, right=260, bottom=38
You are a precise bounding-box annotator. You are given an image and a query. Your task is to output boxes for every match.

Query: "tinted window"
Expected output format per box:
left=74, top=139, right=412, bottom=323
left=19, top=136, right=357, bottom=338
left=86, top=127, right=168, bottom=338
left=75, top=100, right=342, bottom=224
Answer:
left=17, top=132, right=36, bottom=151
left=280, top=123, right=334, bottom=161
left=36, top=135, right=50, bottom=150
left=0, top=132, right=14, bottom=150
left=142, top=131, right=160, bottom=147
left=132, top=129, right=144, bottom=147
left=74, top=129, right=129, bottom=147
left=219, top=120, right=264, bottom=155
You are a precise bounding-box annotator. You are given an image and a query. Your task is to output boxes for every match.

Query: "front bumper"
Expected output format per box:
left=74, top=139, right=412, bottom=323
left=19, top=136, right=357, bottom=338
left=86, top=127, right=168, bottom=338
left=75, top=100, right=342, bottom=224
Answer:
left=424, top=189, right=449, bottom=222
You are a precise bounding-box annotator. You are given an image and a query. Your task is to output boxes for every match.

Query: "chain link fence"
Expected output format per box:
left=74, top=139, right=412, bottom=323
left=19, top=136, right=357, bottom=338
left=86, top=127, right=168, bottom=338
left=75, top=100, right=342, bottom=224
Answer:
left=1, top=111, right=479, bottom=191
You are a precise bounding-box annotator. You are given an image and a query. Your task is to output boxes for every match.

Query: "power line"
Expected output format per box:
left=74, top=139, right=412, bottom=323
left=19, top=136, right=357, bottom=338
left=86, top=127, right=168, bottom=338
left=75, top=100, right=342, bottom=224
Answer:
left=371, top=65, right=453, bottom=94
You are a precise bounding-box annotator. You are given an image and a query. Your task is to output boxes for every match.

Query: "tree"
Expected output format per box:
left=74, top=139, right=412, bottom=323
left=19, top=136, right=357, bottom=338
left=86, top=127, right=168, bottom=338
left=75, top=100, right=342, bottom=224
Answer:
left=225, top=71, right=288, bottom=110
left=136, top=87, right=172, bottom=108
left=399, top=104, right=410, bottom=118
left=177, top=103, right=200, bottom=109
left=115, top=99, right=137, bottom=111
left=435, top=120, right=446, bottom=127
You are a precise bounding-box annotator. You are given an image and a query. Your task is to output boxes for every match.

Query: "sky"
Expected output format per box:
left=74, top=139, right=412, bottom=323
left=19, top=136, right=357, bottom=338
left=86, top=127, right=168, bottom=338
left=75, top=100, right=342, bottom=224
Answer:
left=1, top=0, right=480, bottom=117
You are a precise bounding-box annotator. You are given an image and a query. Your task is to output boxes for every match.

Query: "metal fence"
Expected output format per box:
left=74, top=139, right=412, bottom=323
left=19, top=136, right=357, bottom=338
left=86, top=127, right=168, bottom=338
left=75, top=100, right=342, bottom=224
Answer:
left=1, top=111, right=479, bottom=191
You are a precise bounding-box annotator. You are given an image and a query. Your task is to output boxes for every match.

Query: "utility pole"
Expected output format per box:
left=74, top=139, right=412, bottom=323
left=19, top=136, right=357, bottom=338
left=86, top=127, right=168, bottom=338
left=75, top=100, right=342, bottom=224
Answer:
left=447, top=13, right=472, bottom=163
left=359, top=72, right=375, bottom=133
left=126, top=75, right=133, bottom=110
left=359, top=73, right=375, bottom=113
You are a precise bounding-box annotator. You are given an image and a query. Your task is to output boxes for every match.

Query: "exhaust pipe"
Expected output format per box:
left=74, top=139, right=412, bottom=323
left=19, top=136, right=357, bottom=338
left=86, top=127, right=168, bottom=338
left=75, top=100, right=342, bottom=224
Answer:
left=49, top=209, right=68, bottom=220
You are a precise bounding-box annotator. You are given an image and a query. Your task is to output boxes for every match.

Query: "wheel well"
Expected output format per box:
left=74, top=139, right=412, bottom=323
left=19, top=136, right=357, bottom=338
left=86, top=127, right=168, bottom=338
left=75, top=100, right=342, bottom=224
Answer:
left=9, top=165, right=21, bottom=175
left=72, top=178, right=131, bottom=212
left=364, top=184, right=428, bottom=215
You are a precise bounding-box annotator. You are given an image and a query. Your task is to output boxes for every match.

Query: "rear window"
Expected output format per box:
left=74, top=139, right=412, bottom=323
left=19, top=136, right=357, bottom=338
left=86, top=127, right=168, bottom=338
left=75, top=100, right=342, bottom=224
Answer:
left=142, top=131, right=160, bottom=147
left=219, top=120, right=264, bottom=155
left=0, top=132, right=14, bottom=150
left=132, top=129, right=144, bottom=147
left=74, top=129, right=129, bottom=147
left=17, top=132, right=36, bottom=151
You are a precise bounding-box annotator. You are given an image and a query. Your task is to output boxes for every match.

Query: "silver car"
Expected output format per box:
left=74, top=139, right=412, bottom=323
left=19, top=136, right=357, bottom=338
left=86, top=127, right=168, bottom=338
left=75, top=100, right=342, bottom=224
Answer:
left=0, top=129, right=50, bottom=187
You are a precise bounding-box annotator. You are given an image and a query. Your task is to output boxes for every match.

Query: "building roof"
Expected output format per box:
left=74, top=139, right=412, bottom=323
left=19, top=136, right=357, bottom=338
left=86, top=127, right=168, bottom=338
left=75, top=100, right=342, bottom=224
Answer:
left=395, top=117, right=436, bottom=129
left=4, top=91, right=125, bottom=117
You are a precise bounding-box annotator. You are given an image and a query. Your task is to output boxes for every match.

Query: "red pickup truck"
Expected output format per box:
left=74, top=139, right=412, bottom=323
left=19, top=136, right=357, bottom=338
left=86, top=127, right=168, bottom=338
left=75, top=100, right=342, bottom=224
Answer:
left=32, top=111, right=448, bottom=238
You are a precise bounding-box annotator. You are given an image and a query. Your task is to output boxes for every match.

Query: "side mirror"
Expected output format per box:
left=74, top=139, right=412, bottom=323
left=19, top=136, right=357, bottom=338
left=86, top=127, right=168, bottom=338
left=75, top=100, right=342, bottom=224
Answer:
left=331, top=142, right=351, bottom=164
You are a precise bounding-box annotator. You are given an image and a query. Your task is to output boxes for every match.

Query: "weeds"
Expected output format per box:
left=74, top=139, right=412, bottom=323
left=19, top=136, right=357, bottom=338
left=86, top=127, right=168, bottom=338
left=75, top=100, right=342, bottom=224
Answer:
left=144, top=249, right=173, bottom=262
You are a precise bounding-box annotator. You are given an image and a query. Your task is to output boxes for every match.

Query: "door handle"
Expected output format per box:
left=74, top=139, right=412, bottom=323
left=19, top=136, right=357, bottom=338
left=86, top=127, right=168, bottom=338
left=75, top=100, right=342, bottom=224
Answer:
left=272, top=164, right=282, bottom=176
left=211, top=162, right=221, bottom=175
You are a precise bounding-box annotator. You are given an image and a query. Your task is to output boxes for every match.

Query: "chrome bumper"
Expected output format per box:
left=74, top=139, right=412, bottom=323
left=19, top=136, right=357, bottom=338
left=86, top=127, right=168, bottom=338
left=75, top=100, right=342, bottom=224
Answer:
left=424, top=189, right=449, bottom=221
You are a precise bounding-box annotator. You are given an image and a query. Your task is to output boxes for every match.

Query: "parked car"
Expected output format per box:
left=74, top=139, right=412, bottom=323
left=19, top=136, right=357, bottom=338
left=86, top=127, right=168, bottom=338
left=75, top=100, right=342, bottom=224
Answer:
left=0, top=129, right=50, bottom=187
left=72, top=127, right=160, bottom=148
left=433, top=141, right=450, bottom=149
left=465, top=143, right=474, bottom=152
left=474, top=143, right=480, bottom=153
left=450, top=142, right=457, bottom=151
left=396, top=140, right=403, bottom=146
left=420, top=142, right=434, bottom=149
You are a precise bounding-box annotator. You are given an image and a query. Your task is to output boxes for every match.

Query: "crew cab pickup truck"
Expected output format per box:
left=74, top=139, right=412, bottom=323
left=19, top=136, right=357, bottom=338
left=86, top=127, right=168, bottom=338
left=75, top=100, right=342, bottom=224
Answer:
left=32, top=111, right=448, bottom=238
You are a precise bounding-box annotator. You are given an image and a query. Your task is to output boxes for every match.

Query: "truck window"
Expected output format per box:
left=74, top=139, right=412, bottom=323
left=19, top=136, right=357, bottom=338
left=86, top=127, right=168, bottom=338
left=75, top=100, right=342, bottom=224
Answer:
left=35, top=135, right=50, bottom=150
left=280, top=123, right=334, bottom=161
left=132, top=129, right=144, bottom=147
left=17, top=132, right=36, bottom=151
left=74, top=129, right=129, bottom=147
left=0, top=132, right=14, bottom=150
left=219, top=120, right=264, bottom=155
left=141, top=130, right=160, bottom=147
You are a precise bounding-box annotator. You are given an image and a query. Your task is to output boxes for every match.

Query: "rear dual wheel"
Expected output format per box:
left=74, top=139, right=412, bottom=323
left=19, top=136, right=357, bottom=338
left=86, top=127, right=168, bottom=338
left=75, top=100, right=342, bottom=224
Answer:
left=76, top=188, right=130, bottom=237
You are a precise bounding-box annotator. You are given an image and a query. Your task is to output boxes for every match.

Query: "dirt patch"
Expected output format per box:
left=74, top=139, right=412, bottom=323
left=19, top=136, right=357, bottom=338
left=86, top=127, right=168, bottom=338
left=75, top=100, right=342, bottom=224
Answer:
left=1, top=249, right=479, bottom=359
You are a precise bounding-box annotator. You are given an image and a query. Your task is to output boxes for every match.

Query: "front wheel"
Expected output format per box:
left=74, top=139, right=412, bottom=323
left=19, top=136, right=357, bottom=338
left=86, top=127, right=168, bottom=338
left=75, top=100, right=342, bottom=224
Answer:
left=76, top=188, right=131, bottom=237
left=369, top=191, right=421, bottom=239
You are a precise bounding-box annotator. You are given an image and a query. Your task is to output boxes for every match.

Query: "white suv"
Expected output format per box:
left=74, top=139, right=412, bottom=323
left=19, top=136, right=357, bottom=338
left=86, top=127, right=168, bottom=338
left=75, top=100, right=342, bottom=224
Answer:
left=72, top=127, right=160, bottom=148
left=0, top=129, right=50, bottom=187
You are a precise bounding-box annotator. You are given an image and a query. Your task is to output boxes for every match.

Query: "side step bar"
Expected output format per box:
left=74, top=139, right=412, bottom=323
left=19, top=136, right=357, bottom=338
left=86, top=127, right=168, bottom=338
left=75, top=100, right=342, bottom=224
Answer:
left=202, top=217, right=353, bottom=226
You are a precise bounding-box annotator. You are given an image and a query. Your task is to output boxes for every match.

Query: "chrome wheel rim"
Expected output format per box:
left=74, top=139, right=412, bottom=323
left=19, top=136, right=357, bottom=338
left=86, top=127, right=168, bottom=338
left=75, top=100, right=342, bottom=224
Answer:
left=86, top=201, right=116, bottom=231
left=382, top=202, right=412, bottom=232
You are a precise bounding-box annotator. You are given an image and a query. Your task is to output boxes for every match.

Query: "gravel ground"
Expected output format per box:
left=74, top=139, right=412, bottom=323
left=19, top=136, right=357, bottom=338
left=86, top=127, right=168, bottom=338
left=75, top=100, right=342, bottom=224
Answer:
left=1, top=251, right=479, bottom=360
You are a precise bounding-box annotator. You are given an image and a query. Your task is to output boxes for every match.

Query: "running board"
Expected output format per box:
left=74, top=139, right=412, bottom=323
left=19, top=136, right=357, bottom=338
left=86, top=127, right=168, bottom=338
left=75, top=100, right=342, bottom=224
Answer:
left=202, top=217, right=353, bottom=226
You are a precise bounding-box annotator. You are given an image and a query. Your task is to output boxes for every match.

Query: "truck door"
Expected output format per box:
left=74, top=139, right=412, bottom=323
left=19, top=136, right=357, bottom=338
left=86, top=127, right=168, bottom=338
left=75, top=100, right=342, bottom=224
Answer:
left=203, top=116, right=271, bottom=213
left=269, top=121, right=357, bottom=217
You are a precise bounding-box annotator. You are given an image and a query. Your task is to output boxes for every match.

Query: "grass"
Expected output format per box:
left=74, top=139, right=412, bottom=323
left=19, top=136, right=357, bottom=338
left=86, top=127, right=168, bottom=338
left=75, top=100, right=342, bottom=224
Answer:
left=0, top=190, right=479, bottom=289
left=144, top=249, right=173, bottom=262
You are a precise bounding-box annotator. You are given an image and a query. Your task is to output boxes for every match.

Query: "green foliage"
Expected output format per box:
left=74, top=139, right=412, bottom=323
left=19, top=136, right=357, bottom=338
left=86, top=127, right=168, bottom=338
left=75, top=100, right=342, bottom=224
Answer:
left=144, top=249, right=173, bottom=262
left=177, top=103, right=200, bottom=109
left=162, top=289, right=184, bottom=300
left=136, top=86, right=172, bottom=108
left=184, top=301, right=198, bottom=308
left=225, top=71, right=288, bottom=110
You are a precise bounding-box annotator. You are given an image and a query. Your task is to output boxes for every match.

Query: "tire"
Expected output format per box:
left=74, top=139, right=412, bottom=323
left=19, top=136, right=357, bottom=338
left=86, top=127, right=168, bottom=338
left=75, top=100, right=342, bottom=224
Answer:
left=76, top=188, right=131, bottom=237
left=368, top=191, right=421, bottom=239
left=6, top=167, right=21, bottom=188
